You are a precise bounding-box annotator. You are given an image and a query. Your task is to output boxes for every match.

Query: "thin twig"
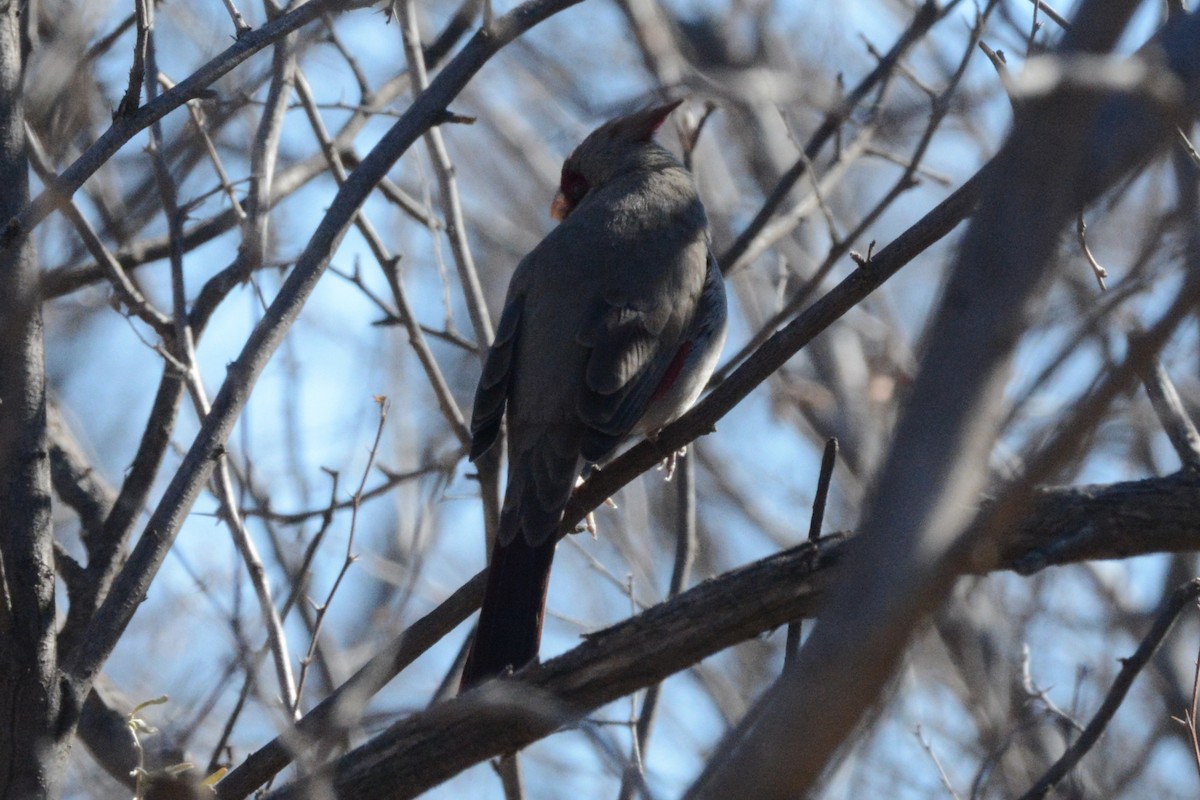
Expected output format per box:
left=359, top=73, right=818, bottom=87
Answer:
left=1076, top=215, right=1108, bottom=290
left=241, top=458, right=459, bottom=524
left=1017, top=579, right=1200, bottom=800
left=291, top=68, right=472, bottom=448
left=1138, top=355, right=1200, bottom=470
left=1172, top=629, right=1200, bottom=785
left=219, top=0, right=253, bottom=37
left=913, top=724, right=962, bottom=800
left=143, top=15, right=299, bottom=717
left=616, top=453, right=698, bottom=800
left=711, top=1, right=989, bottom=387
left=785, top=437, right=837, bottom=671
left=293, top=399, right=390, bottom=712
left=397, top=0, right=494, bottom=353
left=1024, top=0, right=1070, bottom=31
left=115, top=0, right=151, bottom=118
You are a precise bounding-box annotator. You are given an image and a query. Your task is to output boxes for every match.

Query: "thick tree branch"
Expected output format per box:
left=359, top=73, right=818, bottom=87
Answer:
left=253, top=469, right=1200, bottom=800
left=0, top=1, right=61, bottom=795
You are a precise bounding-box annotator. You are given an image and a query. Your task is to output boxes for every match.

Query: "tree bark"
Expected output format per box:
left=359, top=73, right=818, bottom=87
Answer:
left=0, top=1, right=63, bottom=796
left=251, top=470, right=1200, bottom=800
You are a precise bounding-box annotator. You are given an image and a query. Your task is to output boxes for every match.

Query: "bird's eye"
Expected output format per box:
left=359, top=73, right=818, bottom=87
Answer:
left=560, top=169, right=590, bottom=202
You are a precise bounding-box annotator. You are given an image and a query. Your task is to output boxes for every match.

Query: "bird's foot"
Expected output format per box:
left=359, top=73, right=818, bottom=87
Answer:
left=575, top=473, right=618, bottom=538
left=657, top=445, right=688, bottom=481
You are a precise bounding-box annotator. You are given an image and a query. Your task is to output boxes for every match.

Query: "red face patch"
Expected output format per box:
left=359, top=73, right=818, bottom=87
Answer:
left=560, top=168, right=590, bottom=206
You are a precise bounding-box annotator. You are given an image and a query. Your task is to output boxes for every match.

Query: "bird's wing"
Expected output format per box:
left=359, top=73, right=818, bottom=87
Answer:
left=575, top=280, right=699, bottom=463
left=469, top=293, right=523, bottom=461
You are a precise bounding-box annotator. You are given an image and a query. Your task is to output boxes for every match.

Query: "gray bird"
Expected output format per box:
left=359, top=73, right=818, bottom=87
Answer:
left=462, top=100, right=727, bottom=687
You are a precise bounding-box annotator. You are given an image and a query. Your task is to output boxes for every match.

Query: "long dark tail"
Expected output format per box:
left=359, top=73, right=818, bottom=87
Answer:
left=460, top=533, right=557, bottom=688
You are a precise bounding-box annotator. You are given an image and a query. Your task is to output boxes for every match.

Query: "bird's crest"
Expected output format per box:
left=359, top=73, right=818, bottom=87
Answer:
left=603, top=99, right=684, bottom=142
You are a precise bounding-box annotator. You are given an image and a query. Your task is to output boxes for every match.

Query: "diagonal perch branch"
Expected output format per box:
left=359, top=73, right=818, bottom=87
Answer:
left=217, top=469, right=1200, bottom=799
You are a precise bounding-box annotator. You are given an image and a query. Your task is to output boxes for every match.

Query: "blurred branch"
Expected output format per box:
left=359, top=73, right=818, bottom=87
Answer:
left=722, top=126, right=874, bottom=277
left=717, top=0, right=950, bottom=276
left=6, top=0, right=377, bottom=239
left=1141, top=100, right=1200, bottom=471
left=713, top=2, right=990, bottom=385
left=290, top=68, right=472, bottom=448
left=25, top=125, right=173, bottom=336
left=47, top=402, right=116, bottom=547
left=237, top=2, right=300, bottom=278
left=687, top=5, right=1200, bottom=797
left=1007, top=264, right=1200, bottom=511
left=998, top=273, right=1147, bottom=436
left=339, top=148, right=441, bottom=228
left=423, top=0, right=482, bottom=66
left=160, top=72, right=247, bottom=219
left=616, top=0, right=687, bottom=87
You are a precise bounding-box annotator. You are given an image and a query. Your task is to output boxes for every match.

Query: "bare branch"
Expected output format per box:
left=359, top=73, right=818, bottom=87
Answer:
left=1017, top=579, right=1200, bottom=800
left=60, top=0, right=587, bottom=714
left=255, top=469, right=1200, bottom=799
left=220, top=464, right=1200, bottom=798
